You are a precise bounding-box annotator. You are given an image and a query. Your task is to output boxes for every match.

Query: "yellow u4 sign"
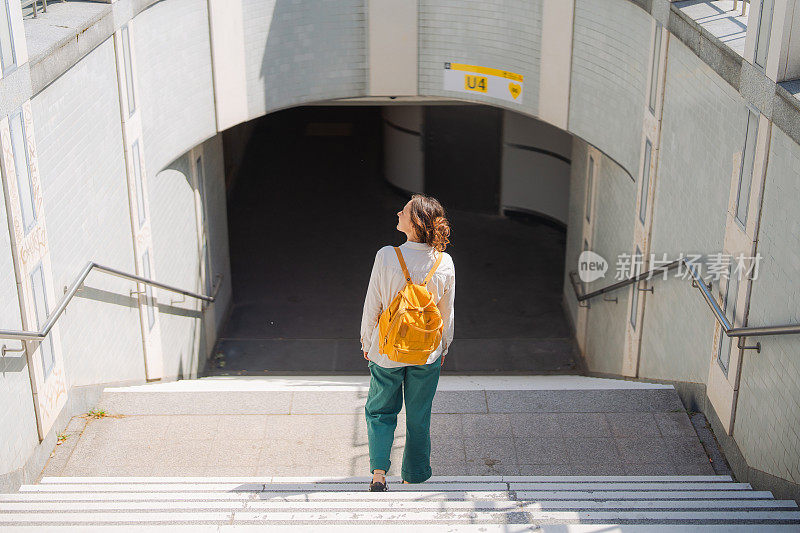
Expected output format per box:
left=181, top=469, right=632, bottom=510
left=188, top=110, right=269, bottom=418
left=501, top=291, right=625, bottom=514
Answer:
left=444, top=62, right=523, bottom=103
left=464, top=75, right=488, bottom=93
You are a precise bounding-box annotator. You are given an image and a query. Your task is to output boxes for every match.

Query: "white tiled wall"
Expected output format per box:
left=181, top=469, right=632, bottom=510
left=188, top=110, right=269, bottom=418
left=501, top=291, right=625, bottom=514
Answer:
left=419, top=0, right=542, bottom=116
left=30, top=38, right=143, bottom=387
left=568, top=0, right=651, bottom=176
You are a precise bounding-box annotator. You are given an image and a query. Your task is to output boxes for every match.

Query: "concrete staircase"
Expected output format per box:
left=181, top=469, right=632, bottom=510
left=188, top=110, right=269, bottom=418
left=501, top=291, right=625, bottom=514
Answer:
left=6, top=375, right=799, bottom=529
left=0, top=475, right=798, bottom=529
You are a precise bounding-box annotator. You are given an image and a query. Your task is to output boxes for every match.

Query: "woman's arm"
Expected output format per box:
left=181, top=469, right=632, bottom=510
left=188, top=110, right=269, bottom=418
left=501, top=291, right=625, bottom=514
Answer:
left=360, top=249, right=383, bottom=355
left=437, top=270, right=455, bottom=356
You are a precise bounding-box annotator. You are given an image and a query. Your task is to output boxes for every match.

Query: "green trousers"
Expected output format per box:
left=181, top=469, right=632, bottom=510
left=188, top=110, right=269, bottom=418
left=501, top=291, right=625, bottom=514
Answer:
left=365, top=357, right=442, bottom=483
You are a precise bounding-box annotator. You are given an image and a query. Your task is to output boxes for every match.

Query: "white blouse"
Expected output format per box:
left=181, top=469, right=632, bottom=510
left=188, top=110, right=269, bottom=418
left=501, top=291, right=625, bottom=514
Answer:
left=360, top=240, right=456, bottom=368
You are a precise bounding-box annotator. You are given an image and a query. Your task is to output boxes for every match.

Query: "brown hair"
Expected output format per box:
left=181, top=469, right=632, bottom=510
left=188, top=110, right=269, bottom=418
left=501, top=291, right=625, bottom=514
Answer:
left=408, top=193, right=451, bottom=252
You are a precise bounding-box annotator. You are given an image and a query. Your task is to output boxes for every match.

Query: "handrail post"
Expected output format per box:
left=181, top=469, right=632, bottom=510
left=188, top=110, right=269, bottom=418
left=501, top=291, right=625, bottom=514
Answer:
left=737, top=337, right=761, bottom=353
left=1, top=343, right=25, bottom=357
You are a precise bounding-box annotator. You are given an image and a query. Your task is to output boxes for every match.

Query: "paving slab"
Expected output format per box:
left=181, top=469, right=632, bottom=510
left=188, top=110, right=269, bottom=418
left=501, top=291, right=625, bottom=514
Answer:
left=606, top=413, right=662, bottom=437
left=431, top=390, right=487, bottom=413
left=486, top=389, right=685, bottom=413
left=97, top=391, right=294, bottom=415
left=654, top=412, right=699, bottom=437
left=510, top=413, right=563, bottom=438
left=515, top=438, right=570, bottom=465
left=463, top=438, right=518, bottom=471
left=105, top=375, right=674, bottom=393
left=290, top=391, right=369, bottom=414
left=558, top=413, right=613, bottom=437
left=461, top=413, right=513, bottom=438
left=563, top=438, right=620, bottom=465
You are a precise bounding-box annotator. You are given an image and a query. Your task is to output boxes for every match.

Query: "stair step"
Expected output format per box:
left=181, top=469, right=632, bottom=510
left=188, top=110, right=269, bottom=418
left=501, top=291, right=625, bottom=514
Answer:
left=96, top=376, right=684, bottom=415
left=510, top=482, right=751, bottom=491
left=96, top=388, right=685, bottom=415
left=4, top=474, right=798, bottom=528
left=39, top=475, right=734, bottom=484
left=21, top=482, right=516, bottom=492
left=0, top=509, right=798, bottom=525
left=0, top=490, right=780, bottom=502
left=0, top=491, right=512, bottom=502
left=18, top=481, right=752, bottom=493
left=515, top=490, right=778, bottom=500
left=107, top=375, right=677, bottom=392
left=0, top=499, right=796, bottom=512
left=39, top=476, right=732, bottom=486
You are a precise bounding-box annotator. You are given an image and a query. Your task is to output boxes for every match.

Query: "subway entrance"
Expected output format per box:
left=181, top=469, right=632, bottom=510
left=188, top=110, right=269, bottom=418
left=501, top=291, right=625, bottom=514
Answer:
left=208, top=105, right=578, bottom=375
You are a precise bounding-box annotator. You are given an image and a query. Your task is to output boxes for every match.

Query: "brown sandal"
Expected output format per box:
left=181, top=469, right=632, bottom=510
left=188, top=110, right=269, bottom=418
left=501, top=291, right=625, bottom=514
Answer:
left=369, top=479, right=388, bottom=491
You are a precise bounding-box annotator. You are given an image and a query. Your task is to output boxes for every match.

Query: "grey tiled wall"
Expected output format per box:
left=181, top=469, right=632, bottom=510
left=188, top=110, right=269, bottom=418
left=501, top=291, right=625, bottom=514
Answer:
left=418, top=0, right=542, bottom=116
left=242, top=0, right=367, bottom=119
left=639, top=37, right=747, bottom=384
left=568, top=0, right=650, bottom=176
left=584, top=156, right=636, bottom=375
left=148, top=153, right=202, bottom=380
left=31, top=39, right=144, bottom=388
left=0, top=150, right=38, bottom=477
left=135, top=0, right=217, bottom=176
left=735, top=126, right=800, bottom=485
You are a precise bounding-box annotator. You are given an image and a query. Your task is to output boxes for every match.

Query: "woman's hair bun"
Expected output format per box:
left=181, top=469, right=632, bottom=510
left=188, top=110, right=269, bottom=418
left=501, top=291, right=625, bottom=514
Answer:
left=409, top=194, right=451, bottom=252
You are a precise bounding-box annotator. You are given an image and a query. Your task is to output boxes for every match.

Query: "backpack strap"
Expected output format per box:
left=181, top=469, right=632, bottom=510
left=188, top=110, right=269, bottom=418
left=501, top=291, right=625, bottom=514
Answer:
left=394, top=247, right=443, bottom=286
left=423, top=252, right=443, bottom=285
left=393, top=247, right=412, bottom=284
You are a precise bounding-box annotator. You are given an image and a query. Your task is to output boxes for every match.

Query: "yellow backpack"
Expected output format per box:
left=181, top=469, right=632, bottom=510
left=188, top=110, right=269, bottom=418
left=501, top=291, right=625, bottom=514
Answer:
left=377, top=247, right=444, bottom=365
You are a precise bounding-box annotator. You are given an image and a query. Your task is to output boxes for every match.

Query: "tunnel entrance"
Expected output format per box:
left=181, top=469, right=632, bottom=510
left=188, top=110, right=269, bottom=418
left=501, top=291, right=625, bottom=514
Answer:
left=207, top=105, right=578, bottom=375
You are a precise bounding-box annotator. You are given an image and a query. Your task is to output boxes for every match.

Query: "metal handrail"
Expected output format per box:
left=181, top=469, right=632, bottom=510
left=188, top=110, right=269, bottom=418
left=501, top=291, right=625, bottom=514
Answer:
left=21, top=0, right=65, bottom=18
left=569, top=257, right=800, bottom=343
left=0, top=261, right=223, bottom=343
left=23, top=0, right=47, bottom=18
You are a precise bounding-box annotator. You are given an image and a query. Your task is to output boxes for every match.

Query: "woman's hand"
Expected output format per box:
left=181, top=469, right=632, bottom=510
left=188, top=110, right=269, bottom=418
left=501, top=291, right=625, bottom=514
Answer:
left=363, top=350, right=369, bottom=361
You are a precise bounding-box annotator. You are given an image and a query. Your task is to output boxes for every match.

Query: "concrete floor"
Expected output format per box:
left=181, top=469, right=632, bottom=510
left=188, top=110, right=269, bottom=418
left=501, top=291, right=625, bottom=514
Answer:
left=43, top=377, right=715, bottom=478
left=208, top=107, right=577, bottom=375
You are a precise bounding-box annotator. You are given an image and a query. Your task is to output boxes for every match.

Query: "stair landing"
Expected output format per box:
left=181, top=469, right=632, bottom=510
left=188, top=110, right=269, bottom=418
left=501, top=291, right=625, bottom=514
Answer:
left=42, top=376, right=716, bottom=478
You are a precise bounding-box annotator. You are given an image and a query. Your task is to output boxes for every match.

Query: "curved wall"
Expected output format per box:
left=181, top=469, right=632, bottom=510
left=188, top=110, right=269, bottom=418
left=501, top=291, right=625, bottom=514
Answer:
left=568, top=0, right=652, bottom=177
left=382, top=106, right=424, bottom=194
left=136, top=0, right=217, bottom=179
left=500, top=110, right=572, bottom=224
left=579, top=141, right=637, bottom=374
left=148, top=157, right=203, bottom=379
left=242, top=0, right=367, bottom=118
left=418, top=0, right=542, bottom=118
left=382, top=105, right=573, bottom=224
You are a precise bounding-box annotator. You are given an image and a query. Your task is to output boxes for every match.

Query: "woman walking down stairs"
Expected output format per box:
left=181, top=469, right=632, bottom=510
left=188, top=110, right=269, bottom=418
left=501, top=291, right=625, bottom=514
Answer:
left=3, top=375, right=798, bottom=529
